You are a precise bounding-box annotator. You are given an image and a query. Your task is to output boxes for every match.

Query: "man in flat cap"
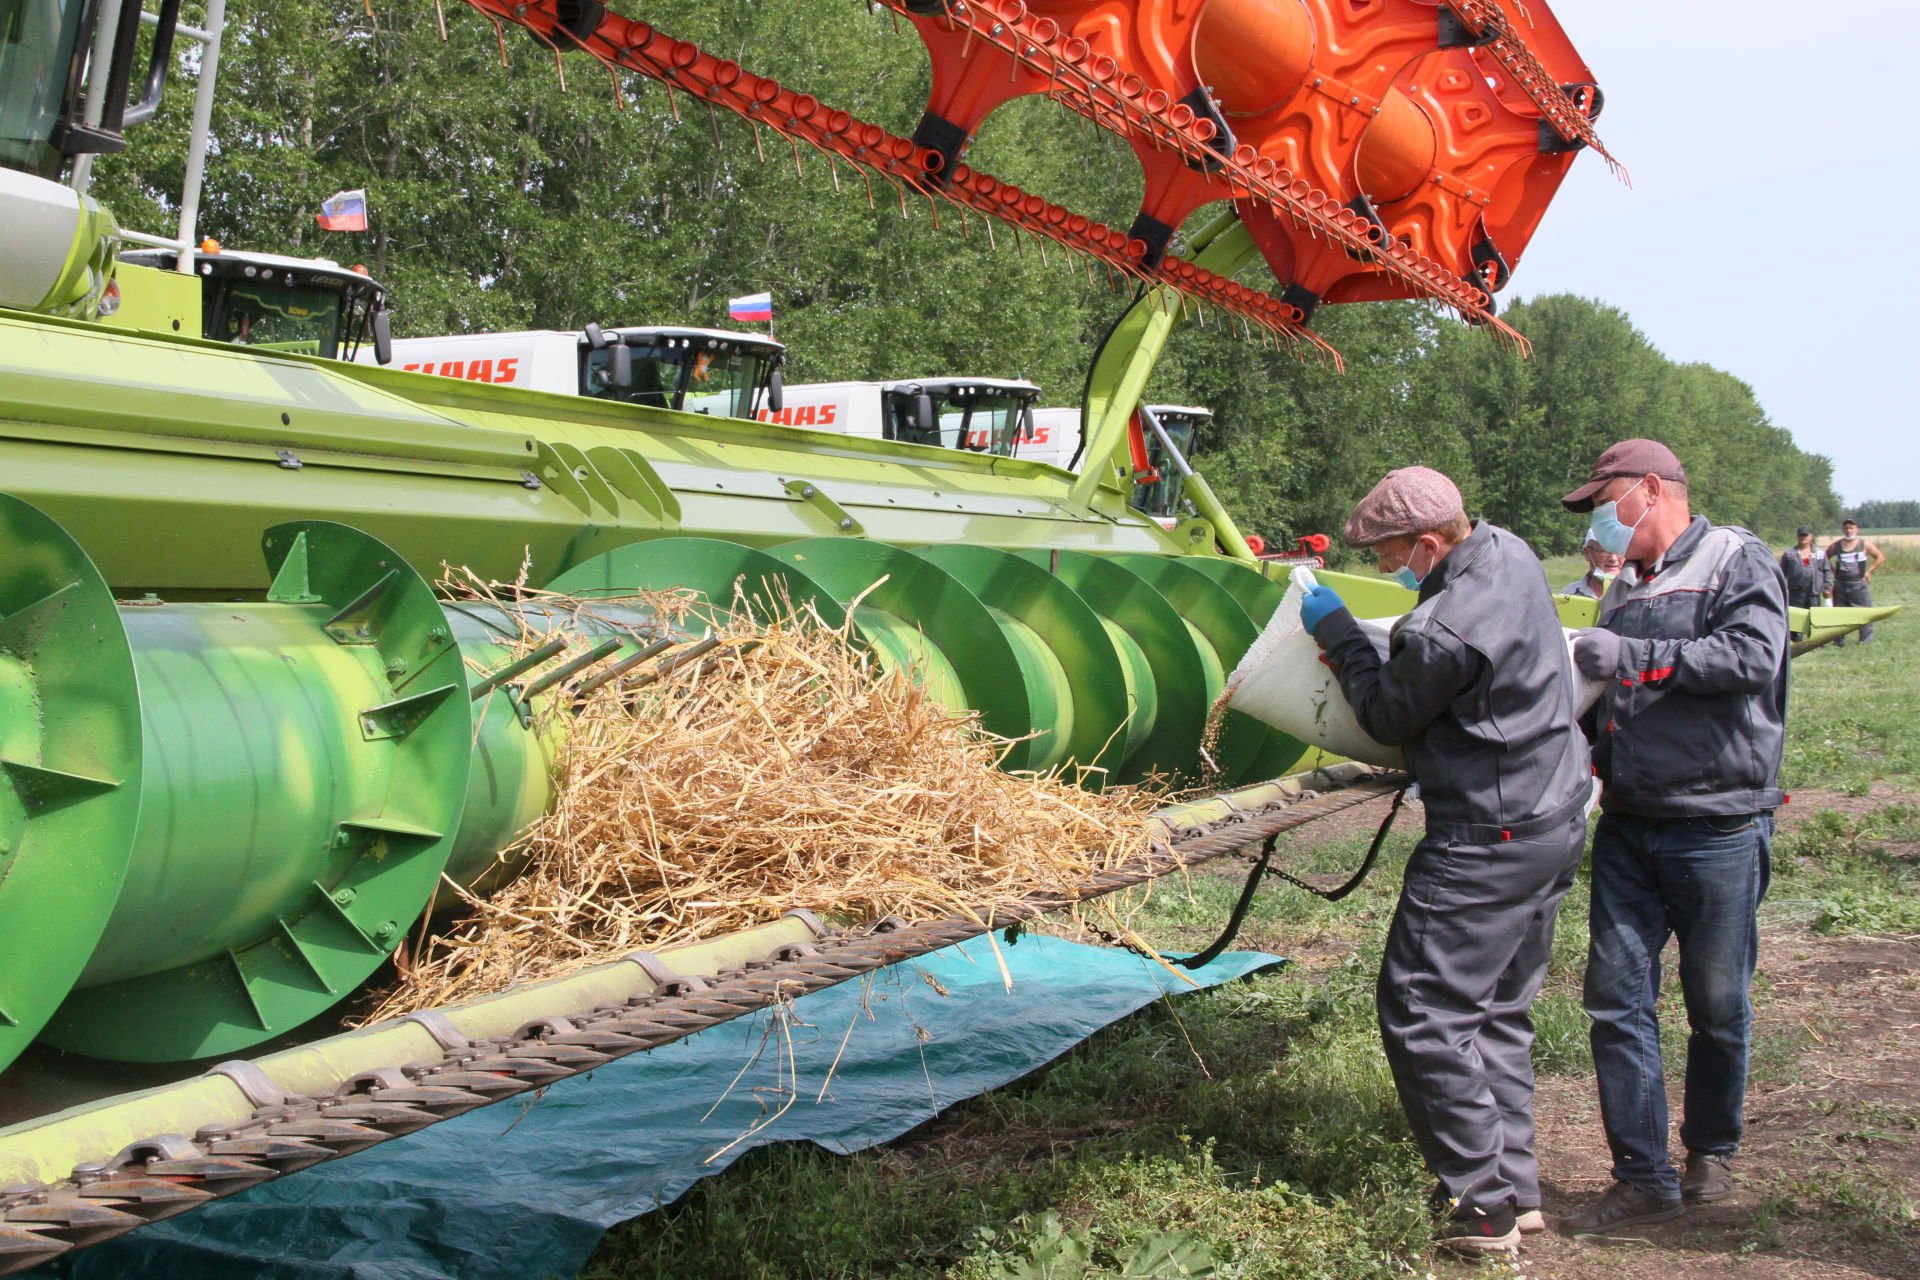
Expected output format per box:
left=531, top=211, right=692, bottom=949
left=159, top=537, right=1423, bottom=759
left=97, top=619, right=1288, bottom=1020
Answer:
left=1559, top=439, right=1789, bottom=1232
left=1297, top=467, right=1590, bottom=1255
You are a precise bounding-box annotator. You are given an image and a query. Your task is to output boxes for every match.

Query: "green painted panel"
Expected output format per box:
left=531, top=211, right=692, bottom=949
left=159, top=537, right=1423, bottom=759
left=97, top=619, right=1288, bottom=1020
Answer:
left=0, top=496, right=141, bottom=1074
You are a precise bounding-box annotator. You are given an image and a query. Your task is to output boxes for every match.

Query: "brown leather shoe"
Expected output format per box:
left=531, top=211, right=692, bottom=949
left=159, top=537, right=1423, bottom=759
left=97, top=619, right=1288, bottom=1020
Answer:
left=1682, top=1152, right=1735, bottom=1203
left=1562, top=1181, right=1684, bottom=1234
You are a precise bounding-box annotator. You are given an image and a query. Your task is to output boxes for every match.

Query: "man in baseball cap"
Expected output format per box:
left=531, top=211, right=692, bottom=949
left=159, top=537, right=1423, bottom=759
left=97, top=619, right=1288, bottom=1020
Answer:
left=1296, top=467, right=1589, bottom=1254
left=1780, top=526, right=1828, bottom=640
left=1559, top=439, right=1790, bottom=1233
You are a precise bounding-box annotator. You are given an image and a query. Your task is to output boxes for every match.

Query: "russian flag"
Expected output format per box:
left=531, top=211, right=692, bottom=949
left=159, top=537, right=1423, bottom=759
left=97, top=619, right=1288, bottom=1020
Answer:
left=727, top=291, right=772, bottom=322
left=315, top=189, right=368, bottom=232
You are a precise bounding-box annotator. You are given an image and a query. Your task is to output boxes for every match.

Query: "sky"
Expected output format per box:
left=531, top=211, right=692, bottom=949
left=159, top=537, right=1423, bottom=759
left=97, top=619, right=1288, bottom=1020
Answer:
left=1498, top=0, right=1920, bottom=506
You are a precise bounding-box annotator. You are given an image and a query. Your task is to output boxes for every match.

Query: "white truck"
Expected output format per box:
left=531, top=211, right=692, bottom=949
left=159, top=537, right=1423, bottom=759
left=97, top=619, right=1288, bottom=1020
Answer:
left=368, top=324, right=787, bottom=420
left=757, top=377, right=1040, bottom=455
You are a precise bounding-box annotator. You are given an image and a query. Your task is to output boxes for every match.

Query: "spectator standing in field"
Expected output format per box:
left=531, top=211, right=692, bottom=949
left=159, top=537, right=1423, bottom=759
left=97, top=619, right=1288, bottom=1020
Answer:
left=1561, top=538, right=1626, bottom=599
left=1294, top=467, right=1589, bottom=1255
left=1559, top=439, right=1789, bottom=1232
left=1826, top=519, right=1885, bottom=645
left=1779, top=527, right=1830, bottom=641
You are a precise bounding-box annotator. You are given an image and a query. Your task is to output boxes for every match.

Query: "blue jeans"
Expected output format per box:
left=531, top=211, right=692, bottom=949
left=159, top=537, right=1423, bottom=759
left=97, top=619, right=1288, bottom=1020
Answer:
left=1584, top=811, right=1772, bottom=1198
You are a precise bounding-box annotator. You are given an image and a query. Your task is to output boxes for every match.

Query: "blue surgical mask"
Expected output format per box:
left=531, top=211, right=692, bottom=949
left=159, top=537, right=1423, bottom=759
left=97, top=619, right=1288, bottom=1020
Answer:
left=1587, top=479, right=1647, bottom=556
left=1390, top=541, right=1433, bottom=591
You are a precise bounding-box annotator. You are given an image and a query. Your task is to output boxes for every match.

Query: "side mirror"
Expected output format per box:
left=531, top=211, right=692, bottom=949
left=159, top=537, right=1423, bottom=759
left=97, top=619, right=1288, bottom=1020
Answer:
left=372, top=308, right=393, bottom=366
left=768, top=367, right=784, bottom=414
left=608, top=342, right=633, bottom=391
left=583, top=322, right=608, bottom=350
left=914, top=392, right=935, bottom=434
left=1020, top=403, right=1035, bottom=444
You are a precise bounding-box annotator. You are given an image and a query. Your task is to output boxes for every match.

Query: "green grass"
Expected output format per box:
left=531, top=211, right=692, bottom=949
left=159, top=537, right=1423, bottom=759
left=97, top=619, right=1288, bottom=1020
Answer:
left=582, top=556, right=1918, bottom=1278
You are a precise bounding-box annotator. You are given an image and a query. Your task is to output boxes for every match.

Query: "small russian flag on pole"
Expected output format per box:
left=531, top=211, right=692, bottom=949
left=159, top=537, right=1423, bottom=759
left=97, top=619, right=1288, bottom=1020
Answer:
left=315, top=189, right=369, bottom=232
left=727, top=291, right=773, bottom=322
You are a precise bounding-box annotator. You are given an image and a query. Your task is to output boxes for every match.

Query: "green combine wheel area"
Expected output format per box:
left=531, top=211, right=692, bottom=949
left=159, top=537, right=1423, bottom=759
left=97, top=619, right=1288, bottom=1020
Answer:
left=42, top=522, right=478, bottom=1063
left=0, top=495, right=143, bottom=1071
left=0, top=493, right=1355, bottom=1074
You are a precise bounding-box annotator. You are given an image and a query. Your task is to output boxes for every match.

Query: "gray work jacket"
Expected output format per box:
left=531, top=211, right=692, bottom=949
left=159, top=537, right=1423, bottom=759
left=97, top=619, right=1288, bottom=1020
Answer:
left=1778, top=547, right=1829, bottom=597
left=1591, top=515, right=1790, bottom=818
left=1314, top=521, right=1590, bottom=839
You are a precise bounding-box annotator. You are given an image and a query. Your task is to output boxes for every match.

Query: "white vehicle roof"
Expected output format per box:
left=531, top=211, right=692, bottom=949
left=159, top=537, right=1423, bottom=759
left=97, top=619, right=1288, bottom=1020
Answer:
left=886, top=377, right=1038, bottom=396
left=611, top=325, right=785, bottom=355
left=1145, top=404, right=1213, bottom=419
left=122, top=246, right=388, bottom=291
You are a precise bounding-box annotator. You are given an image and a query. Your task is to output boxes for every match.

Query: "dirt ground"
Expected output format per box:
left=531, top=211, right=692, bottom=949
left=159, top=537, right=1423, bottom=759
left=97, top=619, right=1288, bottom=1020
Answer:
left=1524, top=930, right=1920, bottom=1280
left=1283, top=790, right=1920, bottom=1278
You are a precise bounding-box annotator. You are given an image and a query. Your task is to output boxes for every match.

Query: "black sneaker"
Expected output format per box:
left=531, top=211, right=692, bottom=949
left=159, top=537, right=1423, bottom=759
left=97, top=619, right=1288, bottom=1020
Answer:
left=1436, top=1203, right=1520, bottom=1256
left=1682, top=1152, right=1735, bottom=1204
left=1562, top=1181, right=1683, bottom=1234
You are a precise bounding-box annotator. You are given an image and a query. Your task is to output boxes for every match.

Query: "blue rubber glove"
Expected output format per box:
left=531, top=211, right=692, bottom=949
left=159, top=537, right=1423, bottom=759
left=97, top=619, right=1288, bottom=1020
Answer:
left=1298, top=583, right=1347, bottom=637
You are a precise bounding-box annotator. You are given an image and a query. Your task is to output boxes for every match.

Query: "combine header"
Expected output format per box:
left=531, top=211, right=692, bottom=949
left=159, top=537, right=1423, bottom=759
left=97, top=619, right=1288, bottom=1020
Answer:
left=0, top=0, right=1641, bottom=1270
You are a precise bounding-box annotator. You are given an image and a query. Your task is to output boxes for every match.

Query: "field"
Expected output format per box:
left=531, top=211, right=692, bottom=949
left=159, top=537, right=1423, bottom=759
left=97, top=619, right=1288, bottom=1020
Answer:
left=581, top=563, right=1920, bottom=1280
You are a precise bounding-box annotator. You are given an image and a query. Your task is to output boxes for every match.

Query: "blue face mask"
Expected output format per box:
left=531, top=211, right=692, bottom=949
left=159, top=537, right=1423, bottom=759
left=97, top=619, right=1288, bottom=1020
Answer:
left=1588, top=478, right=1647, bottom=556
left=1389, top=541, right=1433, bottom=591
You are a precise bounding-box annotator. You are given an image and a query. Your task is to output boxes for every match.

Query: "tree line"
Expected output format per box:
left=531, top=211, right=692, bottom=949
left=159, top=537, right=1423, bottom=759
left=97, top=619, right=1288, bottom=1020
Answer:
left=1844, top=501, right=1920, bottom=530
left=92, top=0, right=1842, bottom=558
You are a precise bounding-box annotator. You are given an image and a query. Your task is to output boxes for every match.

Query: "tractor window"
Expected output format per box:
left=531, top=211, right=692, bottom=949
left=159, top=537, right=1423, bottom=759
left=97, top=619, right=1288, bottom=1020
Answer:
left=1131, top=417, right=1198, bottom=518
left=208, top=279, right=343, bottom=357
left=885, top=388, right=1028, bottom=455
left=0, top=0, right=87, bottom=180
left=677, top=346, right=762, bottom=418
left=584, top=341, right=768, bottom=419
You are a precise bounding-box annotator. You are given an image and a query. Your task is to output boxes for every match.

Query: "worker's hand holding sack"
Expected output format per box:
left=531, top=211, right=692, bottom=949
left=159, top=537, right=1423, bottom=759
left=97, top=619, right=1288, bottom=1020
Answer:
left=1224, top=571, right=1402, bottom=768
left=1570, top=627, right=1625, bottom=678
left=1225, top=568, right=1609, bottom=769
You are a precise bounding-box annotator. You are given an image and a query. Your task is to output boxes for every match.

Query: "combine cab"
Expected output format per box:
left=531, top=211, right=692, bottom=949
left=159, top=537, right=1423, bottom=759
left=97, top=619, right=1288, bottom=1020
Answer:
left=119, top=244, right=390, bottom=360
left=378, top=323, right=786, bottom=418
left=765, top=376, right=1040, bottom=454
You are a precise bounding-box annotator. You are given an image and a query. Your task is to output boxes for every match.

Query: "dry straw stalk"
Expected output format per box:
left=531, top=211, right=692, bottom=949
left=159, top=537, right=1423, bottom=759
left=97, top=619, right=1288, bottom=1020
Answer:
left=363, top=575, right=1160, bottom=1022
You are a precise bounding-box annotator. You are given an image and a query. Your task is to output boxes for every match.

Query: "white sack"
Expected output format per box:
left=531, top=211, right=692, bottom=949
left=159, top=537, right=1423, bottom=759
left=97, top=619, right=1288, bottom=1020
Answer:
left=1223, top=568, right=1608, bottom=770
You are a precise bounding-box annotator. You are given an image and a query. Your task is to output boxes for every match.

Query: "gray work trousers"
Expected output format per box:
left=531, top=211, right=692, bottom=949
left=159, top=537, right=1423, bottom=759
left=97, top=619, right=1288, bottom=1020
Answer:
left=1832, top=578, right=1874, bottom=644
left=1377, top=811, right=1586, bottom=1214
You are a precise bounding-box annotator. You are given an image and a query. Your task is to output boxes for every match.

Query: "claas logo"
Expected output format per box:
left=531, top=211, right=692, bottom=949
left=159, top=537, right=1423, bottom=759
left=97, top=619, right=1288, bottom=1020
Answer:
left=402, top=357, right=521, bottom=384
left=756, top=404, right=841, bottom=427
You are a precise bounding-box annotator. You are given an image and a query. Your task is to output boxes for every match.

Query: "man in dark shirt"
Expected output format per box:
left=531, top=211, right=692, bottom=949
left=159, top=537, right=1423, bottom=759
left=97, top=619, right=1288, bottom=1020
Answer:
left=1560, top=439, right=1789, bottom=1231
left=1298, top=467, right=1590, bottom=1254
left=1779, top=527, right=1828, bottom=641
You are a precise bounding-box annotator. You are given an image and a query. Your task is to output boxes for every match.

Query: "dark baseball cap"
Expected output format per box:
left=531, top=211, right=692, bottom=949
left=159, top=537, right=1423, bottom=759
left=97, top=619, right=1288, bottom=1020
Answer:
left=1797, top=525, right=1813, bottom=536
left=1561, top=438, right=1689, bottom=512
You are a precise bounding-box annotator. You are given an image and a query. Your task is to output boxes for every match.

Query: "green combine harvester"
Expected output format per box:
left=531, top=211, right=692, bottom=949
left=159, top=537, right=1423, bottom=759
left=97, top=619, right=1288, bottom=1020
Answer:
left=0, top=0, right=1891, bottom=1271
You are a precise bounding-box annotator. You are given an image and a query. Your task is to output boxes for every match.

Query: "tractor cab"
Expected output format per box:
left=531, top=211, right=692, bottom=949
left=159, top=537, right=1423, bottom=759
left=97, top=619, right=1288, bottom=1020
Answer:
left=120, top=245, right=389, bottom=361
left=881, top=378, right=1039, bottom=456
left=583, top=325, right=786, bottom=419
left=1129, top=405, right=1210, bottom=522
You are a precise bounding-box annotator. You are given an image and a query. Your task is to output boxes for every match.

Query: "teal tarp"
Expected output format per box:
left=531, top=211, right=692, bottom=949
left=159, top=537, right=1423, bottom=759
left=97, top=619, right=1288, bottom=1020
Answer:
left=58, top=936, right=1280, bottom=1280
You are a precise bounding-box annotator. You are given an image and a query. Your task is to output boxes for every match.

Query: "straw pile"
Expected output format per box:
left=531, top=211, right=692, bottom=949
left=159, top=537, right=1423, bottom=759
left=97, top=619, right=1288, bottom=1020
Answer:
left=362, top=579, right=1161, bottom=1022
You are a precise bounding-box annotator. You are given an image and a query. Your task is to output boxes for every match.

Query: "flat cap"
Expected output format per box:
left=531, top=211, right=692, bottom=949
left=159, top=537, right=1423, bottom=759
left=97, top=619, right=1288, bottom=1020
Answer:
left=1561, top=438, right=1688, bottom=512
left=1343, top=466, right=1465, bottom=546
